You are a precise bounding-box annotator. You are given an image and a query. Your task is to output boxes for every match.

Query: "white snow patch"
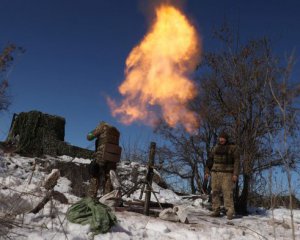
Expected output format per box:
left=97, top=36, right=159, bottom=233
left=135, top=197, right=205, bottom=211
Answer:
left=0, top=175, right=22, bottom=187
left=130, top=182, right=182, bottom=204
left=58, top=155, right=74, bottom=162
left=54, top=177, right=72, bottom=193
left=57, top=155, right=91, bottom=165
left=146, top=221, right=170, bottom=233
left=72, top=157, right=91, bottom=165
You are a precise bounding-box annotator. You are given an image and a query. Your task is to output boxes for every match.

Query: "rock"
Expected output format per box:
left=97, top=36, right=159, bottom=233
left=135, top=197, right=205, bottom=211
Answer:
left=159, top=208, right=180, bottom=222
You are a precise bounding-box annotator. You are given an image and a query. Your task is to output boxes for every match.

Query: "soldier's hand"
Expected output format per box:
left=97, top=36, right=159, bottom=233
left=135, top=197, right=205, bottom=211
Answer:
left=232, top=175, right=238, bottom=183
left=204, top=173, right=210, bottom=180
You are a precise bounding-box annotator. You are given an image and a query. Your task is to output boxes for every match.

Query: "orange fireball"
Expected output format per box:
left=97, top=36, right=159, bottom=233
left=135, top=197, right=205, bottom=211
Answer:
left=108, top=4, right=201, bottom=132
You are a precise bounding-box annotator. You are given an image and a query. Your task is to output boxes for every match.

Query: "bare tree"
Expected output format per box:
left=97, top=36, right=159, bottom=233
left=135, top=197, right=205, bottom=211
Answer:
left=0, top=43, right=24, bottom=113
left=120, top=135, right=149, bottom=164
left=155, top=124, right=204, bottom=194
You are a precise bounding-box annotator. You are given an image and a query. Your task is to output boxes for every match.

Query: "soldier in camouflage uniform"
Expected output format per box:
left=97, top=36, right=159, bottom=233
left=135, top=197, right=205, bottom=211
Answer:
left=87, top=121, right=121, bottom=198
left=204, top=131, right=240, bottom=220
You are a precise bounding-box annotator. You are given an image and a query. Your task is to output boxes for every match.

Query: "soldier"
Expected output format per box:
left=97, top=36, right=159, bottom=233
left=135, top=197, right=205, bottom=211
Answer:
left=204, top=131, right=240, bottom=220
left=87, top=121, right=122, bottom=198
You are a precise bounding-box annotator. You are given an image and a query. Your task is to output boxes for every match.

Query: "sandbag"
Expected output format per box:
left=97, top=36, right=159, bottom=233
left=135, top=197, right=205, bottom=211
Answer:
left=159, top=208, right=180, bottom=222
left=66, top=197, right=117, bottom=234
left=159, top=205, right=189, bottom=223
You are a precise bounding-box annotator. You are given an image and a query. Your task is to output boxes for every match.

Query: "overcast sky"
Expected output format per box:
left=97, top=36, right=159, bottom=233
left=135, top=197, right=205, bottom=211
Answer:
left=0, top=0, right=299, bottom=149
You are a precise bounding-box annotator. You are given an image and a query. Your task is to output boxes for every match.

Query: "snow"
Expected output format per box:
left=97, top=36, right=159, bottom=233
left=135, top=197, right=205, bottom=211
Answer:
left=145, top=221, right=171, bottom=233
left=0, top=153, right=300, bottom=240
left=54, top=177, right=72, bottom=194
left=130, top=182, right=182, bottom=204
left=58, top=155, right=92, bottom=165
left=72, top=157, right=91, bottom=165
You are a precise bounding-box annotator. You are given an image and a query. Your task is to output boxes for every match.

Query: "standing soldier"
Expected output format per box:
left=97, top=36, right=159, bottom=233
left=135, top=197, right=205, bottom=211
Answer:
left=87, top=121, right=122, bottom=198
left=204, top=131, right=240, bottom=220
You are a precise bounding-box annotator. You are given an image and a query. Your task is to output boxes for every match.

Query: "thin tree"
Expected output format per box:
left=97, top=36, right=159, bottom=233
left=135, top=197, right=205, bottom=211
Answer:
left=155, top=124, right=204, bottom=194
left=0, top=43, right=24, bottom=113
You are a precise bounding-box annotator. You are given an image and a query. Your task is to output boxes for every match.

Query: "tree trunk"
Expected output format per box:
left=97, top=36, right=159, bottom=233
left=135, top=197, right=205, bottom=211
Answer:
left=233, top=180, right=239, bottom=211
left=190, top=174, right=196, bottom=194
left=194, top=163, right=202, bottom=193
left=237, top=173, right=251, bottom=215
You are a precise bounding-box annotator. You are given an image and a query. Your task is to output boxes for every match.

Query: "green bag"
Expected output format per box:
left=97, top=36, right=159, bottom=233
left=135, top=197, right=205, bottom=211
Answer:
left=66, top=197, right=117, bottom=234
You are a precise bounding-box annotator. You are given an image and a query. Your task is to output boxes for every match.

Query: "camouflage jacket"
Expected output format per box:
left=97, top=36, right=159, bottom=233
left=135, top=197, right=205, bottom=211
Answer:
left=205, top=143, right=240, bottom=176
left=93, top=122, right=111, bottom=138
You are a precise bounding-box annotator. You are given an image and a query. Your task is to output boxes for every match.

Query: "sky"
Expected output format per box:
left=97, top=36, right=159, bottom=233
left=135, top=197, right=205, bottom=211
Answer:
left=0, top=0, right=299, bottom=149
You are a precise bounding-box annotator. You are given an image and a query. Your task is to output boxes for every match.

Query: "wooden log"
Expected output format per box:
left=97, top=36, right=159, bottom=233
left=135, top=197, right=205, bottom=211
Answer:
left=116, top=205, right=161, bottom=217
left=144, top=142, right=156, bottom=216
left=30, top=190, right=68, bottom=214
left=30, top=170, right=68, bottom=214
left=30, top=190, right=53, bottom=214
left=124, top=199, right=173, bottom=209
left=44, top=169, right=60, bottom=190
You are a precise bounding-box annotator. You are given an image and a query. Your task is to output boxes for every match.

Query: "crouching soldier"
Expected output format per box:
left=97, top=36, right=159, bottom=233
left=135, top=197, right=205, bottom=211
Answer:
left=204, top=131, right=240, bottom=220
left=87, top=121, right=122, bottom=198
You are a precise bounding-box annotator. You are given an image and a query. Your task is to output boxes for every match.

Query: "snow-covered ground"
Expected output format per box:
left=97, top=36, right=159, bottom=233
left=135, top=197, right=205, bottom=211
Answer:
left=0, top=153, right=299, bottom=240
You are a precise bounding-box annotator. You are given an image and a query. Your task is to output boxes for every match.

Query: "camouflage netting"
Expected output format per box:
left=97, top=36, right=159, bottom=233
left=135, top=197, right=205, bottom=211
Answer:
left=57, top=143, right=93, bottom=159
left=5, top=110, right=93, bottom=159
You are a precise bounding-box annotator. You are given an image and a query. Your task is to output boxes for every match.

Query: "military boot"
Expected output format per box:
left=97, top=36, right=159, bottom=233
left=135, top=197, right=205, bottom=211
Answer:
left=226, top=209, right=234, bottom=220
left=210, top=211, right=221, bottom=217
left=227, top=213, right=234, bottom=220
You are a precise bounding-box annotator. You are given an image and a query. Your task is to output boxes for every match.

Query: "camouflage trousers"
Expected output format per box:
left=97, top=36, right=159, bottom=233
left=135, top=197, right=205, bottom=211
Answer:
left=87, top=161, right=117, bottom=198
left=87, top=177, right=99, bottom=198
left=211, top=172, right=235, bottom=216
